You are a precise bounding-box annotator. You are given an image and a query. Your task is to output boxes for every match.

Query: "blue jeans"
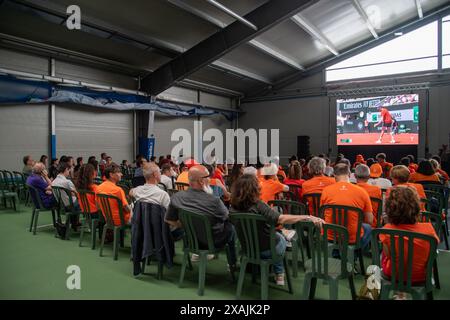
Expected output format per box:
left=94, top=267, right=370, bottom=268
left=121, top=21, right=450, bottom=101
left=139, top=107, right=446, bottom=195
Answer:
left=260, top=232, right=287, bottom=274
left=360, top=223, right=372, bottom=250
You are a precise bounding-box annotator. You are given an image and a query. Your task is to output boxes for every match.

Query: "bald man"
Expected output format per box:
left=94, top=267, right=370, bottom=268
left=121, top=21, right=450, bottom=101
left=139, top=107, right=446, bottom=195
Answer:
left=165, top=165, right=237, bottom=266
left=26, top=162, right=57, bottom=209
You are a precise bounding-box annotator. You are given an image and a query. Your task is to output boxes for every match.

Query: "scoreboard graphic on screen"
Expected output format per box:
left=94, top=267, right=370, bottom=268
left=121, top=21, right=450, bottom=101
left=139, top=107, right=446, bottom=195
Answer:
left=336, top=94, right=419, bottom=146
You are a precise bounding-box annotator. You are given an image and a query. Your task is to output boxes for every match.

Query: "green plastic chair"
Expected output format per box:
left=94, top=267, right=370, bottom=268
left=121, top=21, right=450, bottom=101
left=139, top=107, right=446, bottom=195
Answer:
left=77, top=189, right=101, bottom=249
left=12, top=171, right=29, bottom=203
left=51, top=186, right=81, bottom=240
left=302, top=193, right=322, bottom=217
left=230, top=212, right=293, bottom=300
left=370, top=197, right=384, bottom=228
left=319, top=204, right=366, bottom=275
left=268, top=200, right=308, bottom=276
left=167, top=189, right=179, bottom=197
left=27, top=184, right=57, bottom=235
left=0, top=171, right=18, bottom=211
left=285, top=184, right=302, bottom=202
left=175, top=182, right=190, bottom=191
left=178, top=209, right=236, bottom=296
left=299, top=222, right=356, bottom=300
left=371, top=228, right=437, bottom=300
left=423, top=189, right=448, bottom=250
left=96, top=193, right=131, bottom=260
left=420, top=211, right=442, bottom=290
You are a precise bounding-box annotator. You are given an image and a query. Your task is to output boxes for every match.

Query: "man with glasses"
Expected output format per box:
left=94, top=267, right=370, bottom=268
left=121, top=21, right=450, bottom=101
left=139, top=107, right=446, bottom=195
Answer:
left=165, top=165, right=237, bottom=267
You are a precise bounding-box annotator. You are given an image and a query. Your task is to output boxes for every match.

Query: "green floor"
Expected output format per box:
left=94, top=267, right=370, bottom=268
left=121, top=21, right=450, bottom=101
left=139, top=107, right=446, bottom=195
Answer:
left=1, top=202, right=450, bottom=300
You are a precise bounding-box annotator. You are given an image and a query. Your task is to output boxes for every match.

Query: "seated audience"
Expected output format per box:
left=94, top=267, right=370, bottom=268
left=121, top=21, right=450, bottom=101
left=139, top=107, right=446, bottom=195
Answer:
left=353, top=154, right=366, bottom=168
left=407, top=154, right=419, bottom=171
left=302, top=157, right=336, bottom=195
left=376, top=153, right=394, bottom=179
left=75, top=164, right=99, bottom=215
left=205, top=164, right=230, bottom=201
left=400, top=156, right=415, bottom=173
left=409, top=160, right=441, bottom=183
left=160, top=164, right=175, bottom=190
left=39, top=155, right=48, bottom=168
left=431, top=155, right=449, bottom=182
left=321, top=164, right=373, bottom=249
left=389, top=165, right=427, bottom=210
left=176, top=158, right=198, bottom=184
left=355, top=164, right=382, bottom=228
left=130, top=163, right=170, bottom=209
left=259, top=163, right=289, bottom=203
left=380, top=187, right=439, bottom=283
left=134, top=158, right=147, bottom=178
left=48, top=158, right=59, bottom=180
left=283, top=160, right=305, bottom=199
left=430, top=158, right=448, bottom=183
left=165, top=165, right=237, bottom=267
left=368, top=163, right=392, bottom=189
left=97, top=164, right=131, bottom=225
left=230, top=174, right=324, bottom=286
left=23, top=155, right=34, bottom=175
left=26, top=162, right=56, bottom=208
left=52, top=162, right=79, bottom=209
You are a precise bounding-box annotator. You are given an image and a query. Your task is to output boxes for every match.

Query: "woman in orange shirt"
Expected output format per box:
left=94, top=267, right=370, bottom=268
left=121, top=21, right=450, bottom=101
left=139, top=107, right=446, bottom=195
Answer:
left=283, top=160, right=305, bottom=199
left=409, top=160, right=441, bottom=183
left=75, top=163, right=99, bottom=215
left=380, top=187, right=439, bottom=284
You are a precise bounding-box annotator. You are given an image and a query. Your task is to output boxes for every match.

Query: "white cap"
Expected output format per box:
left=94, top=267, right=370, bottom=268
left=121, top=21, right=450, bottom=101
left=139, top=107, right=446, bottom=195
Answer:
left=243, top=166, right=257, bottom=176
left=260, top=163, right=278, bottom=176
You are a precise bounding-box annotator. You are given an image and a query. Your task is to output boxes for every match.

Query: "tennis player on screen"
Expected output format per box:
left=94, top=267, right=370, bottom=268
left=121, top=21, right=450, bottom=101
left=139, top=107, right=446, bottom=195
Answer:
left=374, top=106, right=395, bottom=144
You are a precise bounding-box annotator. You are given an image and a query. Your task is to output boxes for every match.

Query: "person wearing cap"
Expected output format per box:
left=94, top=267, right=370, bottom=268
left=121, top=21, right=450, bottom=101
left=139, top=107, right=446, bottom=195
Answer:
left=259, top=163, right=289, bottom=204
left=376, top=153, right=393, bottom=179
left=368, top=163, right=392, bottom=189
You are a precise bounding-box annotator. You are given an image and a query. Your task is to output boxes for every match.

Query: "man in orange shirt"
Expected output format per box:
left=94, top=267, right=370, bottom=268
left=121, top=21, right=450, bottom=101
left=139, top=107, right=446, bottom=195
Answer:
left=302, top=157, right=336, bottom=195
left=96, top=164, right=131, bottom=226
left=389, top=165, right=427, bottom=210
left=376, top=153, right=393, bottom=179
left=321, top=164, right=373, bottom=248
left=355, top=164, right=382, bottom=228
left=259, top=163, right=289, bottom=203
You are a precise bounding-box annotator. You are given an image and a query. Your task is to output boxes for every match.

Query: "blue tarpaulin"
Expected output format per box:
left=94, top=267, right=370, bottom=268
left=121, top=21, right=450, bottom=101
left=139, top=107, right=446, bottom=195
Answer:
left=0, top=75, right=237, bottom=120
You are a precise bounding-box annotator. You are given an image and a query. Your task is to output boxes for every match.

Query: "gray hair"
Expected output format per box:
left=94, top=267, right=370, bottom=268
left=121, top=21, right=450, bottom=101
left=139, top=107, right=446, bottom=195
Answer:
left=308, top=157, right=326, bottom=176
left=143, top=163, right=160, bottom=180
left=354, top=164, right=370, bottom=180
left=32, top=162, right=45, bottom=174
left=430, top=159, right=440, bottom=170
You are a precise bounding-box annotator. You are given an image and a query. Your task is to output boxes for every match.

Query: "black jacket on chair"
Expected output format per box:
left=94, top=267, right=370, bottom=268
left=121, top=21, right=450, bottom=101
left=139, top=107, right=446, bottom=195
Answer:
left=131, top=201, right=175, bottom=275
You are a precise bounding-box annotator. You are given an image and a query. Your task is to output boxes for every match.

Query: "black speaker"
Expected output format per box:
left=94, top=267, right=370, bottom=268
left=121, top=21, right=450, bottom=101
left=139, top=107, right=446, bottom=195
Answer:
left=297, top=136, right=311, bottom=160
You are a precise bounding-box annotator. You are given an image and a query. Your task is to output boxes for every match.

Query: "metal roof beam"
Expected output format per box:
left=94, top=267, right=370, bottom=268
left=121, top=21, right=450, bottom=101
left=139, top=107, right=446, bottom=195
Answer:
left=416, top=0, right=424, bottom=19
left=167, top=0, right=305, bottom=70
left=352, top=0, right=379, bottom=39
left=142, top=0, right=317, bottom=95
left=205, top=0, right=258, bottom=30
left=211, top=61, right=273, bottom=84
left=291, top=13, right=339, bottom=56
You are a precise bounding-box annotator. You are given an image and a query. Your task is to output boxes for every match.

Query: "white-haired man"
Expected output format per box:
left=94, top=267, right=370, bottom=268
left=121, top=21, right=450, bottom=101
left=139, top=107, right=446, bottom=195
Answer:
left=130, top=163, right=170, bottom=209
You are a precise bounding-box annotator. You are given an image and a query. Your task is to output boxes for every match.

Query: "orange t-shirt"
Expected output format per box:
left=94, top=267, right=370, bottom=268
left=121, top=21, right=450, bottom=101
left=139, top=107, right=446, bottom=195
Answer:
left=321, top=181, right=373, bottom=244
left=409, top=172, right=441, bottom=183
left=379, top=161, right=393, bottom=179
left=380, top=223, right=439, bottom=283
left=357, top=182, right=382, bottom=228
left=176, top=171, right=189, bottom=184
left=96, top=180, right=129, bottom=226
left=260, top=178, right=286, bottom=204
left=302, top=176, right=336, bottom=195
left=78, top=184, right=99, bottom=214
